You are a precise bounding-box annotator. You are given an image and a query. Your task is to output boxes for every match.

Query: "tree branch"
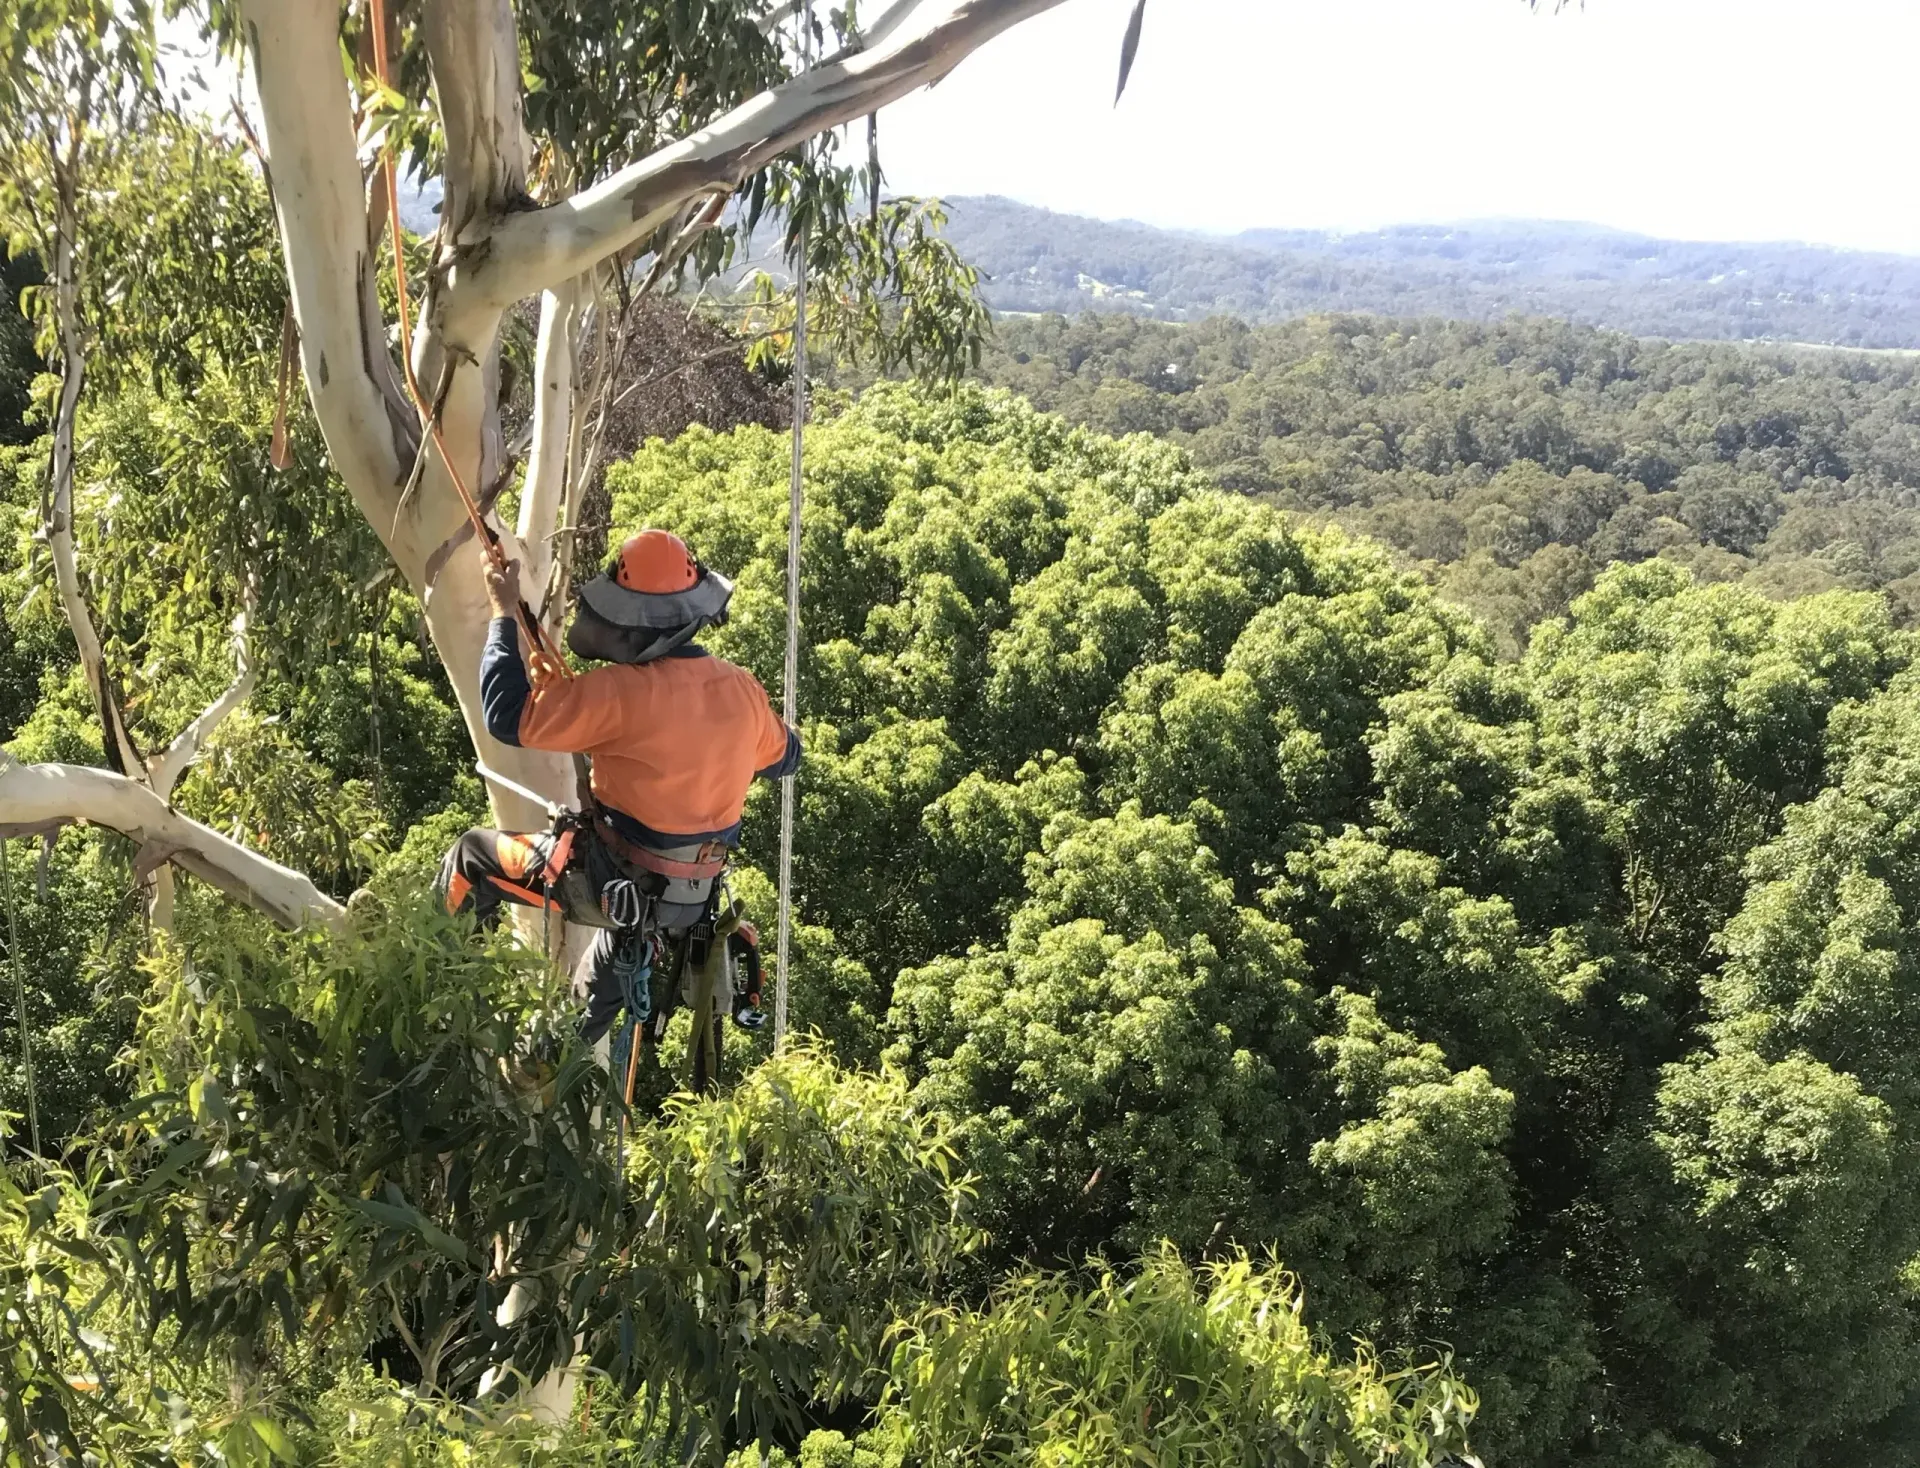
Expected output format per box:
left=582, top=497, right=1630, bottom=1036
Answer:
left=420, top=0, right=531, bottom=237
left=516, top=280, right=579, bottom=599
left=241, top=0, right=417, bottom=547
left=44, top=149, right=143, bottom=782
left=0, top=753, right=346, bottom=931
left=851, top=0, right=930, bottom=55
left=148, top=595, right=258, bottom=802
left=446, top=0, right=1068, bottom=323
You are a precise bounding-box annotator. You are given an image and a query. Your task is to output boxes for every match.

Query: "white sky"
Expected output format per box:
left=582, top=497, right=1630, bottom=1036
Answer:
left=877, top=0, right=1920, bottom=254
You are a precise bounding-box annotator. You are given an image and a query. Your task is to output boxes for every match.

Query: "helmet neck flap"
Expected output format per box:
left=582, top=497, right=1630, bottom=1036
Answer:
left=567, top=565, right=734, bottom=666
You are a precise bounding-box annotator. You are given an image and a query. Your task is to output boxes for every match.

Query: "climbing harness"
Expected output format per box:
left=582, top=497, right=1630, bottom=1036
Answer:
left=3, top=838, right=40, bottom=1155
left=475, top=756, right=748, bottom=1094
left=365, top=0, right=568, bottom=685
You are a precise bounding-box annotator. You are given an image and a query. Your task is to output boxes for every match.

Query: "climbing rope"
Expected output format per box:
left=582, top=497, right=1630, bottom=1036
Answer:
left=774, top=0, right=816, bottom=1052
left=3, top=838, right=40, bottom=1156
left=606, top=932, right=654, bottom=1388
left=607, top=933, right=655, bottom=1130
left=365, top=0, right=568, bottom=684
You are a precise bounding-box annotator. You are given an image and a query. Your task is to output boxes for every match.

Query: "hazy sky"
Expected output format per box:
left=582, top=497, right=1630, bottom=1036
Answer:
left=876, top=0, right=1920, bottom=254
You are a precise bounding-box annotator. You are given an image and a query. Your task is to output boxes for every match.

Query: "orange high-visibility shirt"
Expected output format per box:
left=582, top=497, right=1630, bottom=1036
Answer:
left=481, top=619, right=798, bottom=844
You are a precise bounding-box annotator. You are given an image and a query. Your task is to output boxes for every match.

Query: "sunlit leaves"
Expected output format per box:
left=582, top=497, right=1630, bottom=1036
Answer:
left=743, top=199, right=991, bottom=381
left=879, top=1247, right=1479, bottom=1468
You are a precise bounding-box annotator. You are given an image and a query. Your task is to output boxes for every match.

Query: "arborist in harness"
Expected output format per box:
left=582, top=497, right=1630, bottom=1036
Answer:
left=436, top=529, right=801, bottom=1047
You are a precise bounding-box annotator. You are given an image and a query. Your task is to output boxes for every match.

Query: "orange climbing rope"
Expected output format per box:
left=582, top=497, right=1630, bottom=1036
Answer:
left=367, top=0, right=568, bottom=683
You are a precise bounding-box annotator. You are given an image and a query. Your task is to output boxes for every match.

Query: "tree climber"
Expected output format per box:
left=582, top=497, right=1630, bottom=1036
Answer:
left=436, top=529, right=800, bottom=1042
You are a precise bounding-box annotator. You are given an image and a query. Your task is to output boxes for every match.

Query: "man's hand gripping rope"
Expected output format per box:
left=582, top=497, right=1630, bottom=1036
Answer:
left=484, top=558, right=564, bottom=687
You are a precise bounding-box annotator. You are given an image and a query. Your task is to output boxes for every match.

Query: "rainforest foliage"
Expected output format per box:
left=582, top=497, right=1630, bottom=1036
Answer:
left=6, top=131, right=1920, bottom=1468
left=976, top=309, right=1920, bottom=654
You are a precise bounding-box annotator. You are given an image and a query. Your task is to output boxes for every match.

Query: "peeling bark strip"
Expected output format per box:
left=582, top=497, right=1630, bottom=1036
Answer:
left=0, top=755, right=346, bottom=931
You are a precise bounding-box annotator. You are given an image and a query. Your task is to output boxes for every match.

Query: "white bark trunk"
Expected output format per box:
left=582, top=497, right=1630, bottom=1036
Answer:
left=46, top=167, right=142, bottom=781
left=242, top=0, right=572, bottom=833
left=242, top=0, right=414, bottom=539
left=421, top=0, right=531, bottom=236
left=0, top=754, right=345, bottom=931
left=226, top=0, right=1070, bottom=1427
left=245, top=0, right=1062, bottom=839
left=517, top=283, right=579, bottom=601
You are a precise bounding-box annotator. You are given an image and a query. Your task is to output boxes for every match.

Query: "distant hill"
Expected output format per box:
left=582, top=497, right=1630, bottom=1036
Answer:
left=939, top=196, right=1920, bottom=349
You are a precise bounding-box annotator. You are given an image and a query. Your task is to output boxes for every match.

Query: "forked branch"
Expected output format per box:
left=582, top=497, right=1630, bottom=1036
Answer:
left=148, top=592, right=259, bottom=801
left=449, top=0, right=1070, bottom=324
left=0, top=753, right=347, bottom=931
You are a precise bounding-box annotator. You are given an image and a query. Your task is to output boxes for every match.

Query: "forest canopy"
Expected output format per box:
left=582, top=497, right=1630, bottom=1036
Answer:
left=604, top=383, right=1920, bottom=1467
left=9, top=343, right=1920, bottom=1460
left=4, top=11, right=1920, bottom=1451
left=974, top=309, right=1920, bottom=651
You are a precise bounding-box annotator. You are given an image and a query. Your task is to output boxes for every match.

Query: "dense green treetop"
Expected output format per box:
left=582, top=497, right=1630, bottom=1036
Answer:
left=603, top=382, right=1920, bottom=1466
left=10, top=354, right=1920, bottom=1463
left=973, top=310, right=1920, bottom=653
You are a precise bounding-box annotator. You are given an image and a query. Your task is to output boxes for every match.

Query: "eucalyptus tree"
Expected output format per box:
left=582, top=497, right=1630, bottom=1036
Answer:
left=0, top=5, right=295, bottom=929
left=0, top=0, right=1078, bottom=924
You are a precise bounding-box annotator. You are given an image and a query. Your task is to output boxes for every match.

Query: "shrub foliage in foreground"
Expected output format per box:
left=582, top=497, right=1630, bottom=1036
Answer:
left=0, top=895, right=1470, bottom=1465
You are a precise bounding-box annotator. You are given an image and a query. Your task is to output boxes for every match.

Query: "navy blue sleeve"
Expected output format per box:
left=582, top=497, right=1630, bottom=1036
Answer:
left=480, top=617, right=530, bottom=747
left=755, top=726, right=802, bottom=781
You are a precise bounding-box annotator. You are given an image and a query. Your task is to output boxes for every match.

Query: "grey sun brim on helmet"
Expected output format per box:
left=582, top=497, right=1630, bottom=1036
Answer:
left=577, top=569, right=733, bottom=629
left=568, top=567, right=735, bottom=665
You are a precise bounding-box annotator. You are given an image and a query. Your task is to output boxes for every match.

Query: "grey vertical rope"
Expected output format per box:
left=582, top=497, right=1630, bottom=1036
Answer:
left=774, top=0, right=816, bottom=1051
left=4, top=839, right=40, bottom=1156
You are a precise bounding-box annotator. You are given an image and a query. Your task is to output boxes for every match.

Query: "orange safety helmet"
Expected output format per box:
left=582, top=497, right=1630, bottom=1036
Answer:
left=612, top=529, right=700, bottom=594
left=569, top=528, right=733, bottom=665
